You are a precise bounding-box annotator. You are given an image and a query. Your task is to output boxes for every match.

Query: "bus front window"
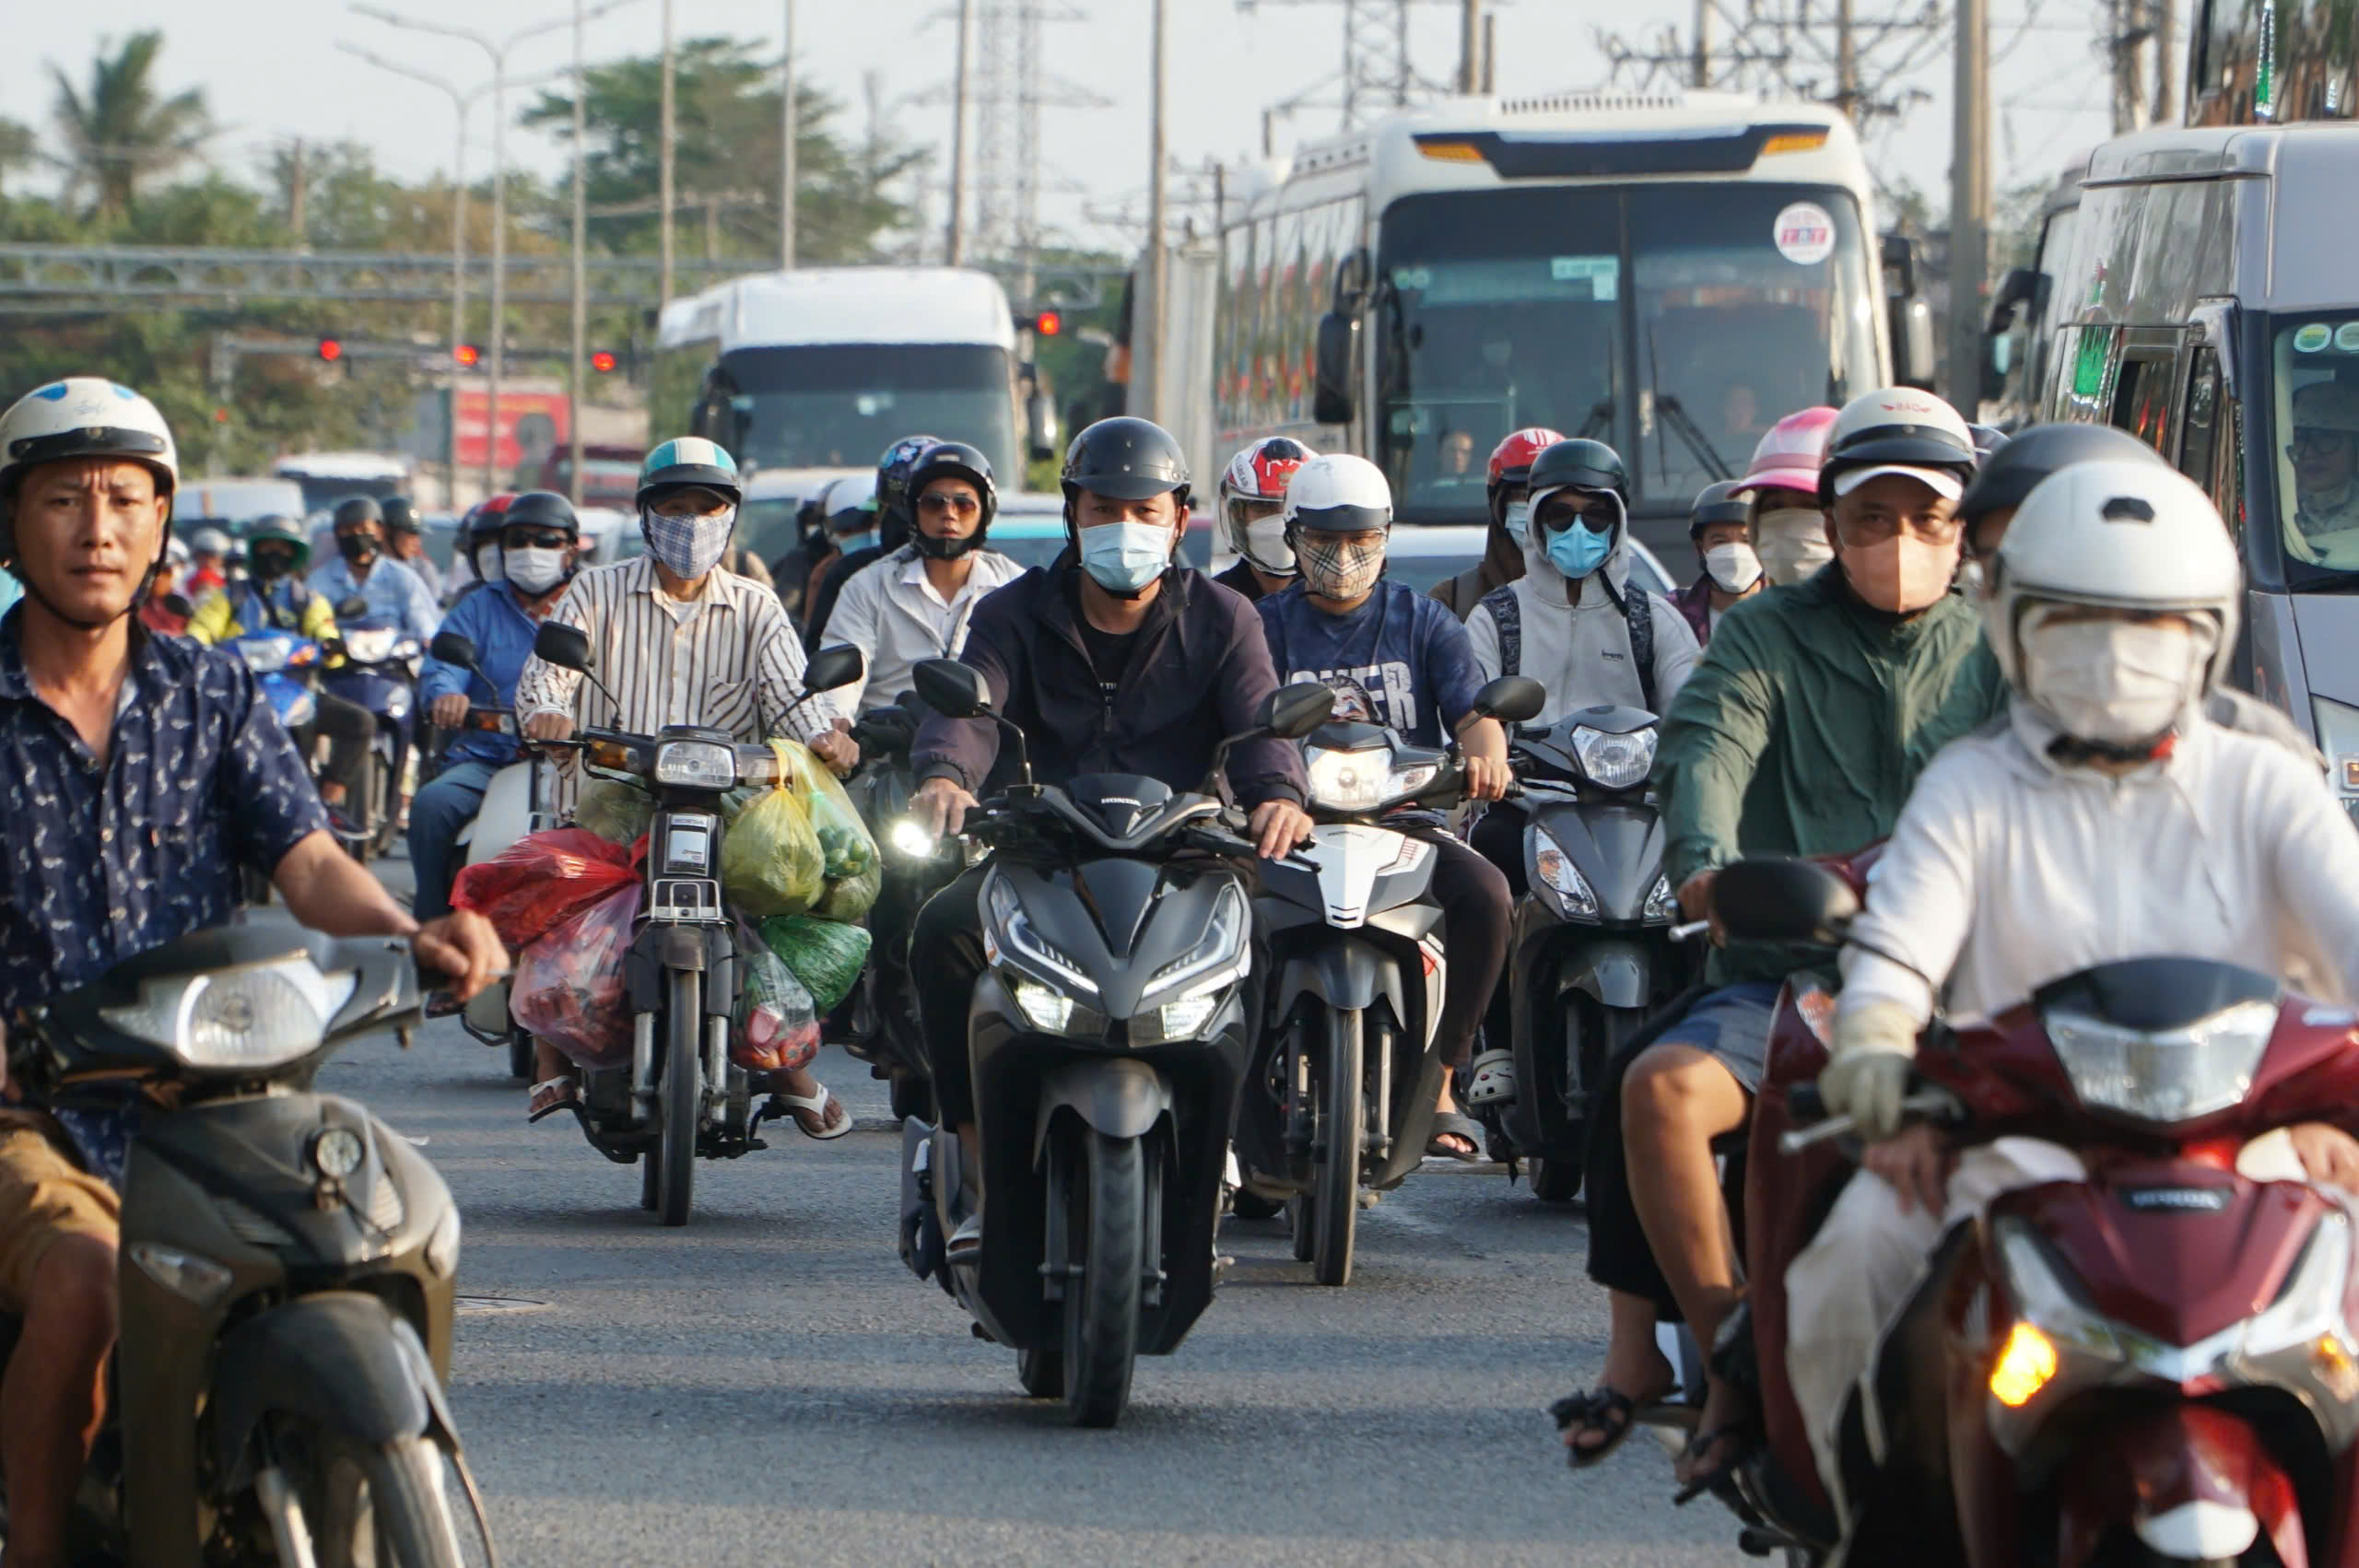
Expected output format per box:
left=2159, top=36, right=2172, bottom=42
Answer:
left=716, top=343, right=1017, bottom=479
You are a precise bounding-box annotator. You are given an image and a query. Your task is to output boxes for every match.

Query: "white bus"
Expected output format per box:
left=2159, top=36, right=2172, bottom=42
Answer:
left=654, top=266, right=1050, bottom=486
left=1212, top=91, right=1919, bottom=533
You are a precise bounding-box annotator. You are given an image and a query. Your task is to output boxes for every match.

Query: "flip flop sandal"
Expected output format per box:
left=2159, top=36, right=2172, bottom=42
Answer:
left=526, top=1076, right=581, bottom=1123
left=769, top=1083, right=851, bottom=1141
left=1426, top=1109, right=1486, bottom=1163
left=1465, top=1048, right=1516, bottom=1106
left=1550, top=1386, right=1654, bottom=1470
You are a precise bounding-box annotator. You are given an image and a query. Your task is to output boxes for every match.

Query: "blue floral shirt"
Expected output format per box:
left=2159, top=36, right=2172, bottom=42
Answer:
left=0, top=608, right=330, bottom=1181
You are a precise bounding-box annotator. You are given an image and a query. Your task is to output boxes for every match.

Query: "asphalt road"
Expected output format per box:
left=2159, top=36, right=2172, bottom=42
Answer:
left=333, top=862, right=1743, bottom=1566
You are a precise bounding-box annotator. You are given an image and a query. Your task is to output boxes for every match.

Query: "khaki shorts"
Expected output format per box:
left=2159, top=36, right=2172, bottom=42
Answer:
left=0, top=1120, right=119, bottom=1313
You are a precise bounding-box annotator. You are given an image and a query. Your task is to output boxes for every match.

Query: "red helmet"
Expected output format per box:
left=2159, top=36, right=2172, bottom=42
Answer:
left=1218, top=436, right=1315, bottom=572
left=1488, top=427, right=1565, bottom=490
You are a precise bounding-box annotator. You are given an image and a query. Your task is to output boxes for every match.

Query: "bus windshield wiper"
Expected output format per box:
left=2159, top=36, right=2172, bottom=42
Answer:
left=1576, top=399, right=1614, bottom=440
left=1653, top=395, right=1734, bottom=483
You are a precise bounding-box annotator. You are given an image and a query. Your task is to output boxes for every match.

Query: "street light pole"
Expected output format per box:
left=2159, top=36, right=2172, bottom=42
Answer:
left=780, top=0, right=798, bottom=269
left=945, top=0, right=971, bottom=265
left=660, top=0, right=676, bottom=306
left=1144, top=0, right=1168, bottom=423
left=570, top=0, right=589, bottom=508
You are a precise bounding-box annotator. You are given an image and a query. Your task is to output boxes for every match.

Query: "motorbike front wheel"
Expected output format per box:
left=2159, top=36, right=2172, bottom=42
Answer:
left=656, top=969, right=700, bottom=1226
left=1059, top=1127, right=1144, bottom=1428
left=266, top=1424, right=471, bottom=1568
left=1307, top=1008, right=1365, bottom=1287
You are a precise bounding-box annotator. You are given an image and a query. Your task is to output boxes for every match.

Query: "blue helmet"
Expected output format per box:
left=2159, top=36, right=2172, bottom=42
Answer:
left=637, top=437, right=741, bottom=509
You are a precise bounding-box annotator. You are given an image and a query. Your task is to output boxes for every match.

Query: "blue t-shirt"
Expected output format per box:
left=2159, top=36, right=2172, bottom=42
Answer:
left=1255, top=579, right=1484, bottom=748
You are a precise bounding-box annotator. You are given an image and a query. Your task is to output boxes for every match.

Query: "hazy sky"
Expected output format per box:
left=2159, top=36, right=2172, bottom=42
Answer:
left=7, top=0, right=2118, bottom=249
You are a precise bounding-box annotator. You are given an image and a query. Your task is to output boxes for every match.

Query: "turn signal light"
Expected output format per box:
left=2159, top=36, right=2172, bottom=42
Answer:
left=1759, top=129, right=1832, bottom=156
left=1416, top=139, right=1485, bottom=162
left=1989, top=1321, right=2059, bottom=1408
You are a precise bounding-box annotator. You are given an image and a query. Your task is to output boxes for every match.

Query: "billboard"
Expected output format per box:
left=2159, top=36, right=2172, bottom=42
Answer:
left=451, top=388, right=571, bottom=476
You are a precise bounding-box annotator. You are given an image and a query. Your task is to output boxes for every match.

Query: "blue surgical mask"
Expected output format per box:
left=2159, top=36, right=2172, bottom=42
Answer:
left=837, top=531, right=877, bottom=555
left=1503, top=499, right=1532, bottom=547
left=1078, top=521, right=1173, bottom=594
left=1545, top=521, right=1614, bottom=579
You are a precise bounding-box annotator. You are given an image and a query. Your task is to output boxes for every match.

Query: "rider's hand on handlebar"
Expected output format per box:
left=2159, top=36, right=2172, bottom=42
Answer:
left=1461, top=754, right=1512, bottom=802
left=1250, top=798, right=1314, bottom=860
left=523, top=711, right=574, bottom=744
left=809, top=719, right=859, bottom=778
left=1862, top=1123, right=1951, bottom=1216
left=2288, top=1122, right=2359, bottom=1195
left=912, top=775, right=980, bottom=838
left=429, top=693, right=471, bottom=729
left=1677, top=870, right=1725, bottom=946
left=412, top=910, right=509, bottom=1003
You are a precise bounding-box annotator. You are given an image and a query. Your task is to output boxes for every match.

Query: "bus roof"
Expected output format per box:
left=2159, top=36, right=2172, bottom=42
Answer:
left=656, top=266, right=1017, bottom=355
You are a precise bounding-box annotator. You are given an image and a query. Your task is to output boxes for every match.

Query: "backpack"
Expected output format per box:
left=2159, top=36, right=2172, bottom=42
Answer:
left=1479, top=579, right=1658, bottom=714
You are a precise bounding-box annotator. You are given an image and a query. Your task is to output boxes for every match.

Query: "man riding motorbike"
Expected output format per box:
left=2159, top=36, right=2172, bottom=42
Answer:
left=184, top=524, right=230, bottom=598
left=408, top=490, right=584, bottom=919
left=309, top=495, right=441, bottom=643
left=382, top=496, right=442, bottom=600
left=1666, top=479, right=1765, bottom=647
left=1732, top=406, right=1839, bottom=587
left=0, top=377, right=504, bottom=1568
left=1789, top=458, right=2359, bottom=1511
left=443, top=492, right=515, bottom=603
left=515, top=437, right=856, bottom=1131
left=905, top=415, right=1315, bottom=1262
left=1430, top=427, right=1564, bottom=619
left=1212, top=435, right=1313, bottom=603
left=806, top=435, right=938, bottom=649
left=1254, top=452, right=1513, bottom=1159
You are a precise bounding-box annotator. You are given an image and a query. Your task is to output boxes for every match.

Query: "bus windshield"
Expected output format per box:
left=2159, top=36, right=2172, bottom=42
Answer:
left=2270, top=313, right=2359, bottom=583
left=718, top=344, right=1016, bottom=479
left=1374, top=182, right=1877, bottom=521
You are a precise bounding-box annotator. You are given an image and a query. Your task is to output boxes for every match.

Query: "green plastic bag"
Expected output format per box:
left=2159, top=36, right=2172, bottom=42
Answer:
left=759, top=915, right=873, bottom=1012
left=719, top=742, right=825, bottom=918
left=574, top=776, right=653, bottom=846
left=813, top=859, right=881, bottom=923
left=779, top=739, right=878, bottom=883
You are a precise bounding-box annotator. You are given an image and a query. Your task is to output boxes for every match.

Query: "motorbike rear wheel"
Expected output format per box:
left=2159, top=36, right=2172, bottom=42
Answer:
left=656, top=970, right=700, bottom=1226
left=1060, top=1128, right=1144, bottom=1428
left=1308, top=1007, right=1365, bottom=1287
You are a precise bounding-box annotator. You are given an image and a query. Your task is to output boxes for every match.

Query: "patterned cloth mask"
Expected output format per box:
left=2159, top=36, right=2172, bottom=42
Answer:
left=1297, top=533, right=1387, bottom=600
left=640, top=503, right=739, bottom=579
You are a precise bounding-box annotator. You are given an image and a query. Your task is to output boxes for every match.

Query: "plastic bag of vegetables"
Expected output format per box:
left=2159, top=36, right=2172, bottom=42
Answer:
left=758, top=915, right=874, bottom=1012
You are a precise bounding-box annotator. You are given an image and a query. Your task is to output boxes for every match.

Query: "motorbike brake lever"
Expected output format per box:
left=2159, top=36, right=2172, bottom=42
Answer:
left=1777, top=1090, right=1961, bottom=1156
left=1669, top=919, right=1712, bottom=942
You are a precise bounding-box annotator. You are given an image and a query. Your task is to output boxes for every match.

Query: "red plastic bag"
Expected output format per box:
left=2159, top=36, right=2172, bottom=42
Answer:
left=511, top=883, right=640, bottom=1071
left=452, top=827, right=641, bottom=952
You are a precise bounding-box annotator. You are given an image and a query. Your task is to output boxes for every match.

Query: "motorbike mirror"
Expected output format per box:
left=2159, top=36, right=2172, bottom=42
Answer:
left=1259, top=681, right=1336, bottom=742
left=532, top=621, right=594, bottom=673
left=1713, top=859, right=1860, bottom=946
left=1471, top=676, right=1546, bottom=725
left=428, top=630, right=478, bottom=668
left=334, top=595, right=369, bottom=621
left=912, top=658, right=992, bottom=720
left=803, top=643, right=865, bottom=696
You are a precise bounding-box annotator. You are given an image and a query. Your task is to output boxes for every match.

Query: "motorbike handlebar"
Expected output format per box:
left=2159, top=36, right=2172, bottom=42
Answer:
left=1778, top=1085, right=1966, bottom=1155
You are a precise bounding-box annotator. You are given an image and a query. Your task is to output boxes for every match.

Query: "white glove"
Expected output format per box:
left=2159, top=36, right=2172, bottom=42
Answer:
left=1819, top=1000, right=1921, bottom=1143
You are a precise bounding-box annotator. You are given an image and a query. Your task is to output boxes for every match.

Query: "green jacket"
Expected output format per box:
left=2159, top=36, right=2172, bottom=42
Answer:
left=1656, top=564, right=2006, bottom=987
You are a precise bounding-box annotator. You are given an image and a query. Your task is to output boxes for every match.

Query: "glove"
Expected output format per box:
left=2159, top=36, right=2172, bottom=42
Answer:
left=1819, top=1000, right=1921, bottom=1143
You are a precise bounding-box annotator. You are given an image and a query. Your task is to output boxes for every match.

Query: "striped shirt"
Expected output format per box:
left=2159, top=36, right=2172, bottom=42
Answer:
left=516, top=556, right=827, bottom=815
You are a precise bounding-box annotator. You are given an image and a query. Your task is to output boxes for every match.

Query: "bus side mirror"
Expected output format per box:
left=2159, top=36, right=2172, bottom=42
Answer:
left=1891, top=294, right=1937, bottom=392
left=1985, top=266, right=2039, bottom=336
left=1314, top=311, right=1359, bottom=427
left=1026, top=390, right=1060, bottom=462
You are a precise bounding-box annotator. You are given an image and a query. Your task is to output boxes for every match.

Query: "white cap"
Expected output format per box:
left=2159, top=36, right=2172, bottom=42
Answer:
left=1830, top=463, right=1966, bottom=501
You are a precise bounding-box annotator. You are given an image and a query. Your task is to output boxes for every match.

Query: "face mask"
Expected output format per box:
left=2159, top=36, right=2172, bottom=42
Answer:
left=1544, top=520, right=1614, bottom=579
left=503, top=545, right=569, bottom=594
left=837, top=530, right=877, bottom=556
left=1754, top=509, right=1834, bottom=586
left=475, top=547, right=505, bottom=586
left=1078, top=521, right=1173, bottom=595
left=336, top=533, right=378, bottom=566
left=1502, top=500, right=1532, bottom=547
left=641, top=504, right=738, bottom=579
left=250, top=551, right=293, bottom=582
left=1839, top=532, right=1958, bottom=614
left=1243, top=515, right=1297, bottom=575
left=1297, top=534, right=1386, bottom=601
left=1702, top=542, right=1763, bottom=594
left=2020, top=612, right=2213, bottom=748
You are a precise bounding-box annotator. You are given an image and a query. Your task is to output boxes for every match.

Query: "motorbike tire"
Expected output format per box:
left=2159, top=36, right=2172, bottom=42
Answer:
left=889, top=1071, right=933, bottom=1125
left=1016, top=1345, right=1066, bottom=1398
left=1061, top=1128, right=1144, bottom=1428
left=506, top=1028, right=534, bottom=1083
left=656, top=970, right=700, bottom=1227
left=1309, top=1008, right=1365, bottom=1287
left=639, top=1148, right=659, bottom=1211
left=274, top=1425, right=468, bottom=1568
left=1528, top=1153, right=1583, bottom=1204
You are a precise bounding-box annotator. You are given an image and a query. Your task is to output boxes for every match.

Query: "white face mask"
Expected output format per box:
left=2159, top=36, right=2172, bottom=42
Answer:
left=1702, top=541, right=1763, bottom=594
left=1243, top=514, right=1296, bottom=574
left=2019, top=610, right=2215, bottom=749
left=503, top=544, right=569, bottom=594
left=1503, top=499, right=1533, bottom=547
left=1754, top=508, right=1834, bottom=586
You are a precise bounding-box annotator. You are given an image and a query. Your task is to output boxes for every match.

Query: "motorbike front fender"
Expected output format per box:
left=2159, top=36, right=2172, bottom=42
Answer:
left=208, top=1292, right=455, bottom=1490
left=1563, top=939, right=1652, bottom=1011
left=2051, top=1403, right=2303, bottom=1568
left=1275, top=942, right=1402, bottom=1019
left=1031, top=1056, right=1172, bottom=1165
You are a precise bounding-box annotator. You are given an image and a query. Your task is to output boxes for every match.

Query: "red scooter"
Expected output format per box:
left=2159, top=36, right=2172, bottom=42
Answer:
left=1708, top=856, right=2359, bottom=1568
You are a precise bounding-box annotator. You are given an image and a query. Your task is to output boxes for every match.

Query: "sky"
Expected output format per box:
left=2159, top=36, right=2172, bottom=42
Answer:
left=6, top=0, right=2123, bottom=252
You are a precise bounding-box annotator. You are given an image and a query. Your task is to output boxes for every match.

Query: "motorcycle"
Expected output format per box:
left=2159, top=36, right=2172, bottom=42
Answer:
left=13, top=926, right=489, bottom=1566
left=1484, top=704, right=1693, bottom=1202
left=524, top=619, right=863, bottom=1226
left=896, top=658, right=1334, bottom=1426
left=1707, top=855, right=2359, bottom=1568
left=1236, top=675, right=1545, bottom=1285
left=319, top=597, right=423, bottom=861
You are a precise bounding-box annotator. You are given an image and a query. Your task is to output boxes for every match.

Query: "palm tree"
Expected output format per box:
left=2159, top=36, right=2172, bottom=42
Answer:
left=50, top=31, right=213, bottom=217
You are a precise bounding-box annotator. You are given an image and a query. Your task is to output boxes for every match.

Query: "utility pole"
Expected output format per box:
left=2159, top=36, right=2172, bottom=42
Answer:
left=780, top=0, right=798, bottom=269
left=946, top=0, right=972, bottom=264
left=1836, top=0, right=1858, bottom=120
left=1947, top=0, right=1989, bottom=416
left=1692, top=0, right=1709, bottom=88
left=2151, top=0, right=2177, bottom=123
left=1458, top=0, right=1482, bottom=93
left=569, top=0, right=589, bottom=507
left=1145, top=0, right=1168, bottom=422
left=288, top=138, right=310, bottom=244
left=659, top=0, right=675, bottom=306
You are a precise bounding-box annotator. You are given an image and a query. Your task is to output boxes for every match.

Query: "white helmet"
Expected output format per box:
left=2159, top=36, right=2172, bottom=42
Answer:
left=1218, top=436, right=1314, bottom=573
left=190, top=526, right=232, bottom=557
left=1817, top=386, right=1978, bottom=507
left=0, top=378, right=181, bottom=512
left=1281, top=451, right=1393, bottom=538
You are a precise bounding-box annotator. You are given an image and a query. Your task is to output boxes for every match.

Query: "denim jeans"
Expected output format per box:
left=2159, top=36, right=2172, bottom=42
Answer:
left=406, top=760, right=499, bottom=919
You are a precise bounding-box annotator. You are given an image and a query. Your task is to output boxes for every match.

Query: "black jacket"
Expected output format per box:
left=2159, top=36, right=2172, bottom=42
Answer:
left=1214, top=557, right=1273, bottom=603
left=911, top=556, right=1306, bottom=809
left=804, top=544, right=883, bottom=651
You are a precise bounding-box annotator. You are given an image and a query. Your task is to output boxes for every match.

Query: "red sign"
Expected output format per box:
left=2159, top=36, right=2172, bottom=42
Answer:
left=452, top=390, right=571, bottom=474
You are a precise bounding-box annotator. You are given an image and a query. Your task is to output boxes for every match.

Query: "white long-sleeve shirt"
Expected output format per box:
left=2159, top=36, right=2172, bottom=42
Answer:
left=816, top=544, right=1024, bottom=722
left=1839, top=701, right=2359, bottom=1029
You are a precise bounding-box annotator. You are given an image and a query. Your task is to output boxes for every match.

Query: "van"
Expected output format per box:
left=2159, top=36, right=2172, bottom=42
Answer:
left=177, top=477, right=307, bottom=532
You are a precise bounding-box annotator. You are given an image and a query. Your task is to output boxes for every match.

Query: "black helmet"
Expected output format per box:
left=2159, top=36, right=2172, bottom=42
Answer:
left=874, top=434, right=941, bottom=554
left=500, top=489, right=580, bottom=538
left=905, top=440, right=999, bottom=560
left=1524, top=439, right=1629, bottom=507
left=381, top=497, right=423, bottom=535
left=1956, top=422, right=2167, bottom=526
left=1688, top=478, right=1753, bottom=539
left=1060, top=416, right=1191, bottom=510
left=1966, top=424, right=2011, bottom=467
left=333, top=496, right=384, bottom=531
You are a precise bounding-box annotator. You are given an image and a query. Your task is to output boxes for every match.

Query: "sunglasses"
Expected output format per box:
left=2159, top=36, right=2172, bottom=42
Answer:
left=1540, top=504, right=1619, bottom=534
left=501, top=528, right=572, bottom=550
left=918, top=492, right=981, bottom=516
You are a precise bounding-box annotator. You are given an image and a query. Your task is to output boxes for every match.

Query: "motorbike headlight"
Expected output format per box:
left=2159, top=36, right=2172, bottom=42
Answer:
left=1642, top=872, right=1678, bottom=924
left=1571, top=724, right=1658, bottom=790
left=887, top=818, right=939, bottom=860
left=1531, top=825, right=1600, bottom=920
left=653, top=740, right=737, bottom=790
left=239, top=641, right=291, bottom=673
left=2045, top=999, right=2276, bottom=1123
left=344, top=627, right=395, bottom=663
left=1008, top=978, right=1104, bottom=1036
left=99, top=955, right=359, bottom=1071
left=1143, top=883, right=1251, bottom=1006
left=2312, top=696, right=2359, bottom=830
left=986, top=875, right=1099, bottom=996
left=1305, top=746, right=1444, bottom=813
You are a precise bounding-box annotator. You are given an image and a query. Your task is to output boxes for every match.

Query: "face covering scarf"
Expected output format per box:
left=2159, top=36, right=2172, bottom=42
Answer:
left=1078, top=521, right=1173, bottom=594
left=1243, top=515, right=1297, bottom=574
left=335, top=533, right=378, bottom=567
left=2020, top=610, right=2214, bottom=749
left=641, top=504, right=738, bottom=580
left=1297, top=534, right=1387, bottom=600
left=1754, top=509, right=1834, bottom=586
left=1839, top=532, right=1958, bottom=614
left=503, top=545, right=569, bottom=594
left=1703, top=541, right=1764, bottom=593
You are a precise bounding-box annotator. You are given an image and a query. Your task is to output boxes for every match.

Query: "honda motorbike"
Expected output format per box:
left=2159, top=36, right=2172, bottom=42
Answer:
left=896, top=659, right=1333, bottom=1426
left=320, top=599, right=422, bottom=861
left=1707, top=856, right=2359, bottom=1568
left=525, top=620, right=863, bottom=1226
left=1485, top=704, right=1692, bottom=1201
left=1236, top=675, right=1544, bottom=1285
left=13, top=927, right=489, bottom=1566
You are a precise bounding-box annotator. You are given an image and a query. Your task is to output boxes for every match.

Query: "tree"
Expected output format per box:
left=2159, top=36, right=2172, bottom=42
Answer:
left=0, top=119, right=38, bottom=199
left=49, top=31, right=213, bottom=218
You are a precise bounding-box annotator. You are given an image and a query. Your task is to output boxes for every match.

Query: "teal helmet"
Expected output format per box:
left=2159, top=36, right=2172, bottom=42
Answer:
left=637, top=437, right=742, bottom=509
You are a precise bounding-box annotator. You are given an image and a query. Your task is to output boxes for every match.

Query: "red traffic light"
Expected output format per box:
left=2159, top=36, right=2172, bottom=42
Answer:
left=1034, top=310, right=1062, bottom=337
left=317, top=338, right=344, bottom=362
left=590, top=350, right=618, bottom=374
left=452, top=343, right=480, bottom=369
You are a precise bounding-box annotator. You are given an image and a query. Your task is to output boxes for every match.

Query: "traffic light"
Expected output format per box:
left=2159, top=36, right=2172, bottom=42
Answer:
left=589, top=350, right=618, bottom=374
left=316, top=337, right=344, bottom=363
left=452, top=343, right=480, bottom=369
left=1034, top=310, right=1062, bottom=337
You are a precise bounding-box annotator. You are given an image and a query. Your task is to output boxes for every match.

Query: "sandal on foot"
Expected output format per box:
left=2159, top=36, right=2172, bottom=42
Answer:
left=1551, top=1386, right=1658, bottom=1469
left=1426, top=1109, right=1485, bottom=1162
left=768, top=1083, right=851, bottom=1141
left=526, top=1076, right=580, bottom=1123
left=1672, top=1422, right=1756, bottom=1508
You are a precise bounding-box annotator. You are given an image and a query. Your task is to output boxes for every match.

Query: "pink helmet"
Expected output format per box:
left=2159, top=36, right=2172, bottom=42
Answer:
left=1733, top=406, right=1838, bottom=497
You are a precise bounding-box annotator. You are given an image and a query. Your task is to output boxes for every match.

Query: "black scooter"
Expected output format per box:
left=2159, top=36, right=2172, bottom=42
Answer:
left=843, top=696, right=959, bottom=1122
left=897, top=660, right=1333, bottom=1426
